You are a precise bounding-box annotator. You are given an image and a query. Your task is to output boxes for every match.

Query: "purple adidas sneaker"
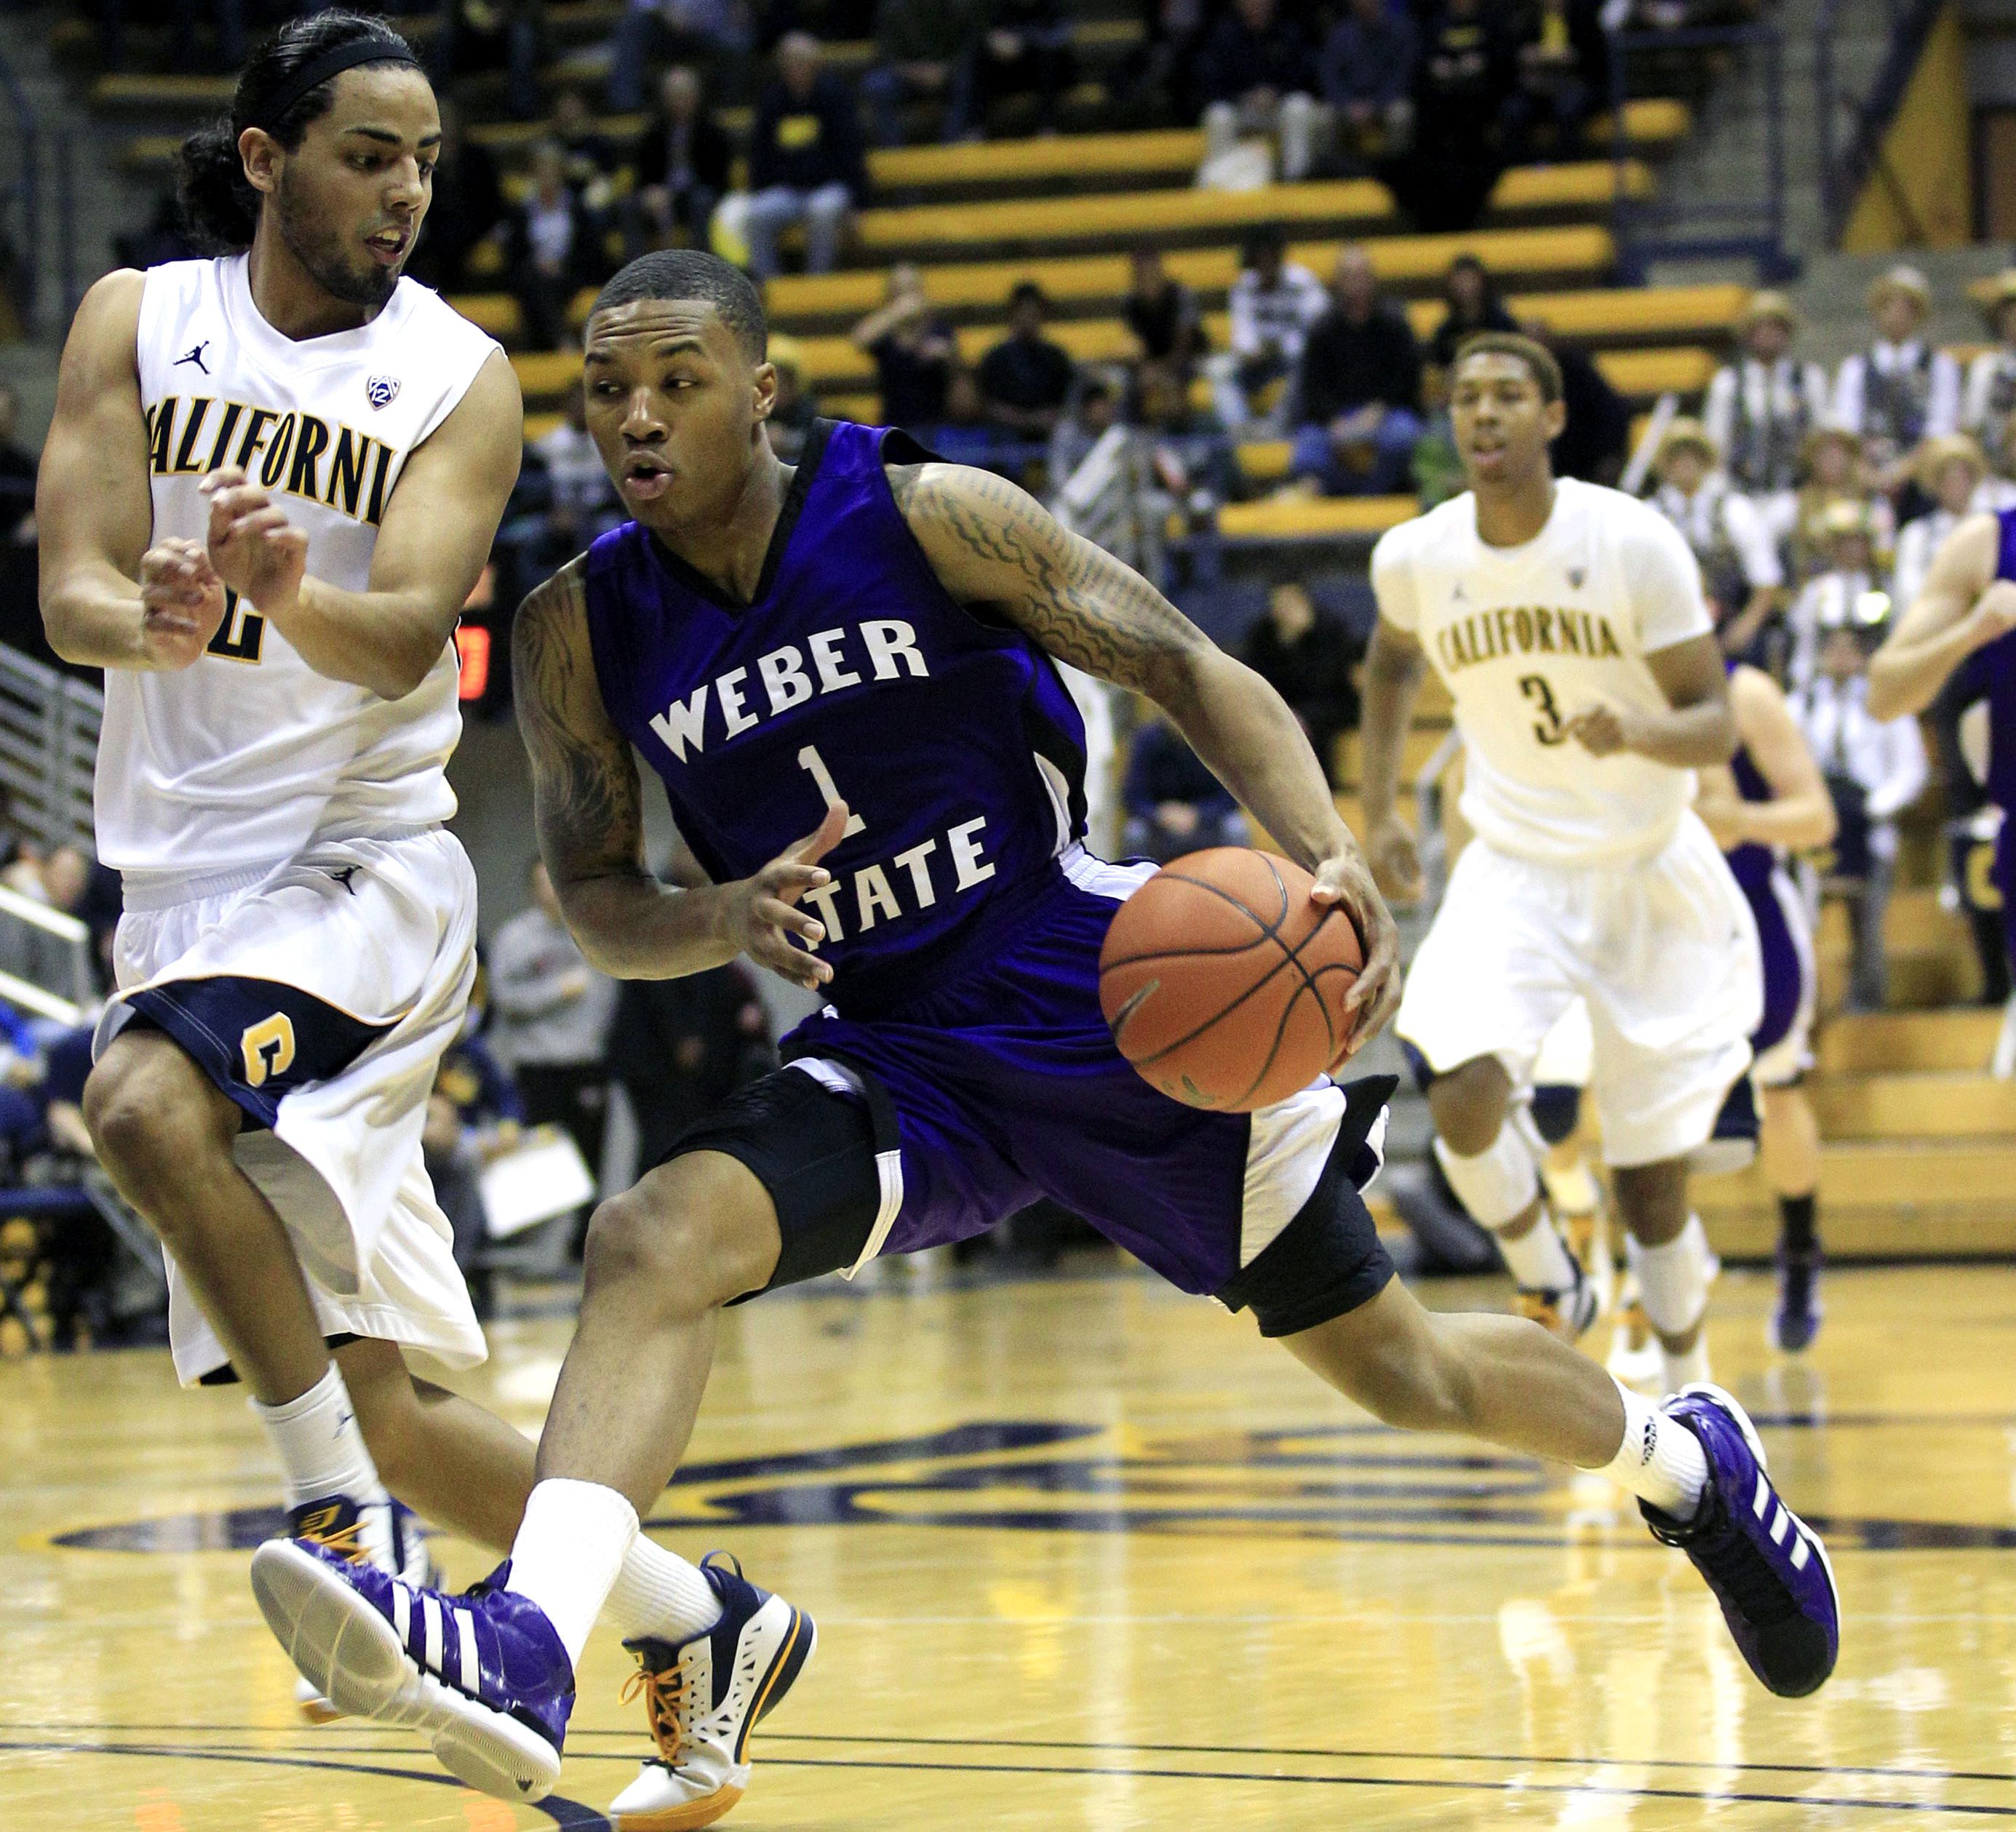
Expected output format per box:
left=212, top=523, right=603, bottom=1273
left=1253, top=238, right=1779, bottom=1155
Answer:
left=1640, top=1382, right=1840, bottom=1698
left=250, top=1540, right=573, bottom=1800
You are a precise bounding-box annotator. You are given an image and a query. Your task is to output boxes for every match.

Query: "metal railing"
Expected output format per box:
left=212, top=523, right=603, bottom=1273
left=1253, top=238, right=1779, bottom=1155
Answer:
left=1815, top=0, right=1946, bottom=247
left=1606, top=19, right=1796, bottom=283
left=0, top=643, right=102, bottom=859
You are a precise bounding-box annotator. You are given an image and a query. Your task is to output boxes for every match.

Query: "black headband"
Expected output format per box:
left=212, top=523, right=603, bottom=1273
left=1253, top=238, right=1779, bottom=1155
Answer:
left=249, top=37, right=421, bottom=132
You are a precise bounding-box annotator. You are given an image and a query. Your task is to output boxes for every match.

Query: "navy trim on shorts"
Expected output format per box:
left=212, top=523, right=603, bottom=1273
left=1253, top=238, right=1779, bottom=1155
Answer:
left=1215, top=1075, right=1399, bottom=1339
left=656, top=1062, right=884, bottom=1298
left=196, top=1332, right=362, bottom=1387
left=121, top=976, right=394, bottom=1131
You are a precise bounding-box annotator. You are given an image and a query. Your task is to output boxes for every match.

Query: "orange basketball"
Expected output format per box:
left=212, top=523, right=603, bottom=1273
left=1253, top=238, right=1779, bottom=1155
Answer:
left=1098, top=848, right=1364, bottom=1112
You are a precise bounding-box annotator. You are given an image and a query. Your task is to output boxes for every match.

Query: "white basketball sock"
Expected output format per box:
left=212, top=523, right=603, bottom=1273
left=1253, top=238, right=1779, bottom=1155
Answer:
left=1662, top=1339, right=1712, bottom=1393
left=251, top=1364, right=387, bottom=1512
left=1494, top=1208, right=1578, bottom=1293
left=606, top=1536, right=725, bottom=1644
left=1627, top=1214, right=1712, bottom=1339
left=507, top=1478, right=637, bottom=1672
left=1590, top=1378, right=1708, bottom=1521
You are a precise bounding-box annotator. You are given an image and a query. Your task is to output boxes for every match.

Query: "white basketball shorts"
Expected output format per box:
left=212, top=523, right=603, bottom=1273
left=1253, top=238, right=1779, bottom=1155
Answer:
left=1397, top=811, right=1763, bottom=1167
left=95, top=825, right=485, bottom=1385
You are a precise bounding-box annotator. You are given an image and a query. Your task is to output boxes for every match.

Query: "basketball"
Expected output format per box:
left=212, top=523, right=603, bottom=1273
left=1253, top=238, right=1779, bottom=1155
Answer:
left=1098, top=848, right=1364, bottom=1112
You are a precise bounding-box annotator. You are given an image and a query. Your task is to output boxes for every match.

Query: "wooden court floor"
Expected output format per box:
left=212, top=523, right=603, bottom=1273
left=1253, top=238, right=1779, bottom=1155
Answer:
left=5, top=1259, right=2016, bottom=1830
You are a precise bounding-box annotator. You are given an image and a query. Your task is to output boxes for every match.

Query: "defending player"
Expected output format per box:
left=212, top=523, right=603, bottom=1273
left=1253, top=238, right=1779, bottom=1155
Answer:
left=38, top=14, right=779, bottom=1772
left=1362, top=334, right=1763, bottom=1398
left=251, top=253, right=1838, bottom=1808
left=1696, top=668, right=1836, bottom=1350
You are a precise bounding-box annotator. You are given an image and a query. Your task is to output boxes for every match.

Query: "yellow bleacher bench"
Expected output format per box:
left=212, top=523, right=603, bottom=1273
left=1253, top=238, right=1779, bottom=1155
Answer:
left=1215, top=497, right=1418, bottom=541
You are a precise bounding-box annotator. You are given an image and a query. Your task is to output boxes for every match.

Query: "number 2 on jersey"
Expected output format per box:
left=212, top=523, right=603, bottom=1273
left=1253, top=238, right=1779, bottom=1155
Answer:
left=1520, top=674, right=1567, bottom=746
left=797, top=745, right=866, bottom=835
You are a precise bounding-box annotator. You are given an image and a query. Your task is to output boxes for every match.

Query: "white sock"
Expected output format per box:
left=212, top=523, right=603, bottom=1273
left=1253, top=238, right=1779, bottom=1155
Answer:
left=507, top=1478, right=638, bottom=1672
left=1495, top=1208, right=1577, bottom=1292
left=1627, top=1214, right=1710, bottom=1338
left=1662, top=1338, right=1711, bottom=1393
left=606, top=1536, right=725, bottom=1644
left=1590, top=1377, right=1708, bottom=1521
left=251, top=1365, right=387, bottom=1512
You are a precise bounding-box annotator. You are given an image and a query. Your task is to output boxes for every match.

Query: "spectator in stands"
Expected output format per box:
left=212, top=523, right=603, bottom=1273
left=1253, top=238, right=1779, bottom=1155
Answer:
left=633, top=66, right=733, bottom=252
left=1892, top=434, right=2010, bottom=616
left=551, top=87, right=621, bottom=204
left=1320, top=0, right=1419, bottom=173
left=1392, top=0, right=1516, bottom=231
left=1118, top=0, right=1213, bottom=127
left=606, top=0, right=754, bottom=111
left=1123, top=712, right=1245, bottom=861
left=1785, top=498, right=1888, bottom=694
left=514, top=382, right=623, bottom=571
left=744, top=33, right=869, bottom=281
left=1501, top=0, right=1607, bottom=164
left=434, top=0, right=548, bottom=121
left=1289, top=244, right=1424, bottom=497
left=1795, top=612, right=1929, bottom=1011
left=1125, top=244, right=1208, bottom=368
left=405, top=99, right=504, bottom=294
left=1526, top=321, right=1628, bottom=484
left=1240, top=581, right=1361, bottom=789
left=0, top=382, right=33, bottom=547
left=960, top=0, right=1077, bottom=138
left=853, top=263, right=959, bottom=426
left=864, top=0, right=987, bottom=145
left=505, top=141, right=609, bottom=351
left=1196, top=0, right=1322, bottom=184
left=1049, top=374, right=1164, bottom=577
left=1645, top=418, right=1784, bottom=658
left=977, top=282, right=1076, bottom=439
left=114, top=187, right=204, bottom=274
left=489, top=860, right=618, bottom=1236
left=611, top=960, right=775, bottom=1167
left=1703, top=291, right=1832, bottom=495
left=1833, top=265, right=1962, bottom=489
left=1427, top=253, right=1518, bottom=372
left=425, top=1010, right=525, bottom=1320
left=1773, top=423, right=1895, bottom=587
left=766, top=339, right=819, bottom=460
left=927, top=367, right=1011, bottom=465
left=1136, top=359, right=1237, bottom=519
left=1964, top=269, right=2016, bottom=475
left=1206, top=224, right=1328, bottom=434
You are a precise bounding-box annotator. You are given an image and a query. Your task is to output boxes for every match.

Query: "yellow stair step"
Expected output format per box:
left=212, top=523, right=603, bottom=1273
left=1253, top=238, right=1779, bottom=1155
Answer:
left=1807, top=1072, right=2016, bottom=1140
left=1215, top=496, right=1417, bottom=541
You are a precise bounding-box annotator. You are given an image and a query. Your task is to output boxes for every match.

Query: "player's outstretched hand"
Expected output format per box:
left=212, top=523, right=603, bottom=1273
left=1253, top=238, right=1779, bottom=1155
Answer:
left=1366, top=813, right=1423, bottom=907
left=138, top=538, right=228, bottom=670
left=1312, top=836, right=1403, bottom=1060
left=728, top=802, right=850, bottom=992
left=200, top=466, right=309, bottom=616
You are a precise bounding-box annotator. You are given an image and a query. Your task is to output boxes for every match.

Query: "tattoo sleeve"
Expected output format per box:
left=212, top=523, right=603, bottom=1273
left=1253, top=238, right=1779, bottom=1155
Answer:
left=511, top=563, right=648, bottom=893
left=890, top=461, right=1210, bottom=699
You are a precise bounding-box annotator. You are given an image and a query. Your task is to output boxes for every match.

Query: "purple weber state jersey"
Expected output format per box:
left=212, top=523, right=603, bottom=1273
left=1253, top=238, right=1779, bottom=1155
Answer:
left=1956, top=509, right=2016, bottom=962
left=581, top=420, right=1090, bottom=1013
left=1722, top=689, right=1814, bottom=1077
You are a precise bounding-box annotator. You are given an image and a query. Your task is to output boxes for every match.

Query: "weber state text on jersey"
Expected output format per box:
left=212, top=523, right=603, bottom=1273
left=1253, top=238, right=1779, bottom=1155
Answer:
left=1371, top=477, right=1716, bottom=867
left=97, top=255, right=500, bottom=878
left=583, top=421, right=1090, bottom=1011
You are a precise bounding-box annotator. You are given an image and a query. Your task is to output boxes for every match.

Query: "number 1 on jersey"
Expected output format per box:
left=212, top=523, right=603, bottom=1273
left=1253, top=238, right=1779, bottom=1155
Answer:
left=797, top=745, right=866, bottom=835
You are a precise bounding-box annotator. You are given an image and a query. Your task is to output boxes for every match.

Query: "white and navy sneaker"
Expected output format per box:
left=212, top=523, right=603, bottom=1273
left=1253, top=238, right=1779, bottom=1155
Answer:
left=1513, top=1255, right=1601, bottom=1342
left=1640, top=1383, right=1840, bottom=1697
left=250, top=1542, right=573, bottom=1801
left=610, top=1553, right=816, bottom=1831
left=284, top=1495, right=437, bottom=1724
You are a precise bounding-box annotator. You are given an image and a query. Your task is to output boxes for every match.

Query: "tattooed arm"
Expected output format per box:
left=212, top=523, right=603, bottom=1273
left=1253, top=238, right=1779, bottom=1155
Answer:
left=889, top=460, right=1401, bottom=1051
left=512, top=562, right=845, bottom=988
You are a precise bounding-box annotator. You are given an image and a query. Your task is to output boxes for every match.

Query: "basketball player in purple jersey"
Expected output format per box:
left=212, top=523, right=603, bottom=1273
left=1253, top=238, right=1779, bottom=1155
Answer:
left=254, top=252, right=1838, bottom=1813
left=1868, top=508, right=2016, bottom=1000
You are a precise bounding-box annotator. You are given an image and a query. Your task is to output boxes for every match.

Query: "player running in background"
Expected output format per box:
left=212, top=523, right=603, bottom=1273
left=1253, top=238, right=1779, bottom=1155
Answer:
left=1361, top=333, right=1762, bottom=1398
left=1696, top=666, right=1836, bottom=1350
left=36, top=11, right=759, bottom=1759
left=250, top=253, right=1838, bottom=1813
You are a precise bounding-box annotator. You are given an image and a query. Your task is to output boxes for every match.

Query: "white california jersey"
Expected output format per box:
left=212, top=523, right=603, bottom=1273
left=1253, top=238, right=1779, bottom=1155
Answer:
left=1371, top=477, right=1714, bottom=865
left=97, top=255, right=500, bottom=877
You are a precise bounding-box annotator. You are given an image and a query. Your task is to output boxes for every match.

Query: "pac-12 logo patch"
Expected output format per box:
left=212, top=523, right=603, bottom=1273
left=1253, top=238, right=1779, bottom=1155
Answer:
left=364, top=374, right=401, bottom=410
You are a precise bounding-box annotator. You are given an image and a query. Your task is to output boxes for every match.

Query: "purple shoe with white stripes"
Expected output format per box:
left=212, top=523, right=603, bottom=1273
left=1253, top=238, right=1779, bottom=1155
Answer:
left=250, top=1540, right=572, bottom=1801
left=1640, top=1382, right=1840, bottom=1698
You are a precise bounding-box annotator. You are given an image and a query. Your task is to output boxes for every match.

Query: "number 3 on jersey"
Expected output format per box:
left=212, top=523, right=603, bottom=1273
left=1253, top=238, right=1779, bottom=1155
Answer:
left=1520, top=674, right=1567, bottom=746
left=797, top=745, right=866, bottom=835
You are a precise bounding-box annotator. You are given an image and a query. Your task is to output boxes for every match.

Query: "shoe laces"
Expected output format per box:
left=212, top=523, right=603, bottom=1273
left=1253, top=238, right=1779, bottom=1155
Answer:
left=296, top=1513, right=368, bottom=1565
left=623, top=1653, right=691, bottom=1771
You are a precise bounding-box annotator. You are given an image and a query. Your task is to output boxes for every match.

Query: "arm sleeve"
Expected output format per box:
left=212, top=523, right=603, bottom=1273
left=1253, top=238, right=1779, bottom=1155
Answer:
left=1832, top=355, right=1865, bottom=434
left=1928, top=351, right=1963, bottom=439
left=1702, top=366, right=1736, bottom=455
left=1227, top=280, right=1259, bottom=357
left=1622, top=503, right=1715, bottom=652
left=1964, top=351, right=1994, bottom=431
left=1722, top=492, right=1784, bottom=590
left=1368, top=526, right=1422, bottom=633
left=1867, top=714, right=1929, bottom=819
